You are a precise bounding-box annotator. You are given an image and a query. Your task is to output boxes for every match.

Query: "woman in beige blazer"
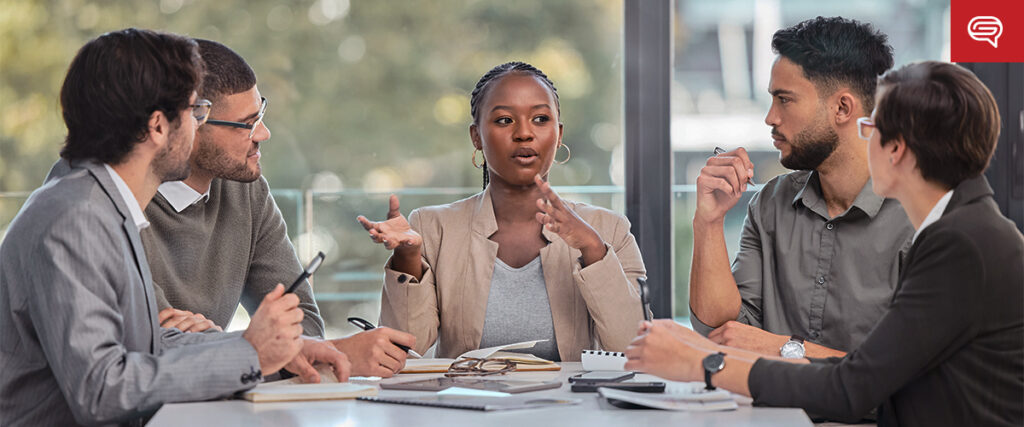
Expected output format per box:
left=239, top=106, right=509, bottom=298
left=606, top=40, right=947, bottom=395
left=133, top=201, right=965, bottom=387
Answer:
left=358, top=62, right=646, bottom=361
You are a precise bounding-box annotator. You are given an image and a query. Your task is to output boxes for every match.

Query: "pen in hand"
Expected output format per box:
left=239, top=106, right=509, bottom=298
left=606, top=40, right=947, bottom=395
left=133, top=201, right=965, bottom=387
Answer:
left=347, top=317, right=423, bottom=359
left=713, top=146, right=756, bottom=185
left=286, top=251, right=325, bottom=294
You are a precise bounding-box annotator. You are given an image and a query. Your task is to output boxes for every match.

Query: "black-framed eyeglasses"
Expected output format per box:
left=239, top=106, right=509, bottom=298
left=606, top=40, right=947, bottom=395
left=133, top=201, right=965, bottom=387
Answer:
left=190, top=99, right=212, bottom=126
left=444, top=357, right=516, bottom=377
left=206, top=97, right=267, bottom=139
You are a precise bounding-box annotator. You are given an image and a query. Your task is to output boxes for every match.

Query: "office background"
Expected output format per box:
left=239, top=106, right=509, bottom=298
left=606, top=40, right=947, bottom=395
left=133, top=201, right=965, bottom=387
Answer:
left=1, top=0, right=1020, bottom=338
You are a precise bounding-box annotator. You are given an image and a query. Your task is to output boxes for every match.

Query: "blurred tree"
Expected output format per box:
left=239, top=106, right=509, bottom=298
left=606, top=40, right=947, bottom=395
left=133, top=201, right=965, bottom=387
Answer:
left=0, top=0, right=623, bottom=196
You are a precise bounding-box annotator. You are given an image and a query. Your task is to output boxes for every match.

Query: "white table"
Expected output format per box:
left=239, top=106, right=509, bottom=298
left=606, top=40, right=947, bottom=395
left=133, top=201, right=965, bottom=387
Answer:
left=149, top=362, right=811, bottom=426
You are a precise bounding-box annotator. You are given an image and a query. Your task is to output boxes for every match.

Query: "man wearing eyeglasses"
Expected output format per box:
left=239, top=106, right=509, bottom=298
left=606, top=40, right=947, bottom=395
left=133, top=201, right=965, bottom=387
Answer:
left=138, top=39, right=416, bottom=378
left=686, top=17, right=914, bottom=363
left=4, top=28, right=350, bottom=426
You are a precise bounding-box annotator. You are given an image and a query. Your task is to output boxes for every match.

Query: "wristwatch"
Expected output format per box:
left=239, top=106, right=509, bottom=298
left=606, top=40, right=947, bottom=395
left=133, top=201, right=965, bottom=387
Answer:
left=780, top=335, right=806, bottom=359
left=702, top=352, right=726, bottom=390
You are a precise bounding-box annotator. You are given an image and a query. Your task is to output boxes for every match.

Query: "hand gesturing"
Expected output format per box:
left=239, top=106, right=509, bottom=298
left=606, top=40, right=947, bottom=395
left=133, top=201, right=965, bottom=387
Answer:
left=533, top=174, right=606, bottom=266
left=356, top=195, right=422, bottom=252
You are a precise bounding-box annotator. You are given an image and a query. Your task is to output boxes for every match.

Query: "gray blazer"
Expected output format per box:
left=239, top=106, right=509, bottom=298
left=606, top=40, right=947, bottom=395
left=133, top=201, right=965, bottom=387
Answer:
left=0, top=160, right=262, bottom=426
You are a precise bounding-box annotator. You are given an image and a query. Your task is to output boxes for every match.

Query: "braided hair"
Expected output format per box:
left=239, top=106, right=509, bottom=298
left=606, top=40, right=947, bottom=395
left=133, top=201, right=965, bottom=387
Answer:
left=469, top=61, right=560, bottom=190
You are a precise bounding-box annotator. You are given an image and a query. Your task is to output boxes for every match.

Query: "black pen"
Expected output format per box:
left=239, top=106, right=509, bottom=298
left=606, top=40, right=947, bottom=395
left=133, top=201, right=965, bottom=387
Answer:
left=713, top=146, right=756, bottom=185
left=347, top=316, right=423, bottom=359
left=638, top=277, right=652, bottom=321
left=286, top=251, right=325, bottom=294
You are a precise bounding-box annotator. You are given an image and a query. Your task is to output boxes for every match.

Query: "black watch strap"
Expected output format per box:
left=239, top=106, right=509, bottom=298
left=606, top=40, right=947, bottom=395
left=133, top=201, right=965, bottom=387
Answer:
left=791, top=335, right=805, bottom=344
left=702, top=351, right=726, bottom=391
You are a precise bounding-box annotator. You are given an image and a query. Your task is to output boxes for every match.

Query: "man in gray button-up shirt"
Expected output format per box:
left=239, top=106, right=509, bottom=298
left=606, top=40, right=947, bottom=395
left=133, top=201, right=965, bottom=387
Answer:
left=689, top=17, right=913, bottom=359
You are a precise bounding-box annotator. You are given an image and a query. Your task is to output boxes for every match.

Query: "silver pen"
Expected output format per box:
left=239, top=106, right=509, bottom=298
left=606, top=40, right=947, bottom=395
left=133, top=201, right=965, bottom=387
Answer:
left=713, top=146, right=755, bottom=185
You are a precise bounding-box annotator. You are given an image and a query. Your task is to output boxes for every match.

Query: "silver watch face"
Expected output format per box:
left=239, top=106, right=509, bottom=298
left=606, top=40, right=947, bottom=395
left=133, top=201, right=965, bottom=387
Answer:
left=780, top=341, right=805, bottom=358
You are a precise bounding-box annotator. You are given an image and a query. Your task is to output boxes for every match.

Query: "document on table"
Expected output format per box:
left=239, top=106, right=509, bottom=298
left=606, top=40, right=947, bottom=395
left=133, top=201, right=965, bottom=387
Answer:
left=598, top=381, right=738, bottom=411
left=242, top=382, right=378, bottom=402
left=400, top=340, right=561, bottom=373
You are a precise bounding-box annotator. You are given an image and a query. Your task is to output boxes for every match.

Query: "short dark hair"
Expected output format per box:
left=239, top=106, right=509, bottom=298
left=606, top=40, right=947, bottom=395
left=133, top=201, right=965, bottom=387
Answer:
left=194, top=39, right=257, bottom=102
left=60, top=28, right=203, bottom=164
left=469, top=61, right=560, bottom=189
left=875, top=61, right=1000, bottom=189
left=772, top=16, right=893, bottom=113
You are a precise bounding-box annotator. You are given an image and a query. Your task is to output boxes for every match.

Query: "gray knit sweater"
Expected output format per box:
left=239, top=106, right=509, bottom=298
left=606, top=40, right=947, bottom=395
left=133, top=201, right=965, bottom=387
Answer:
left=141, top=176, right=325, bottom=337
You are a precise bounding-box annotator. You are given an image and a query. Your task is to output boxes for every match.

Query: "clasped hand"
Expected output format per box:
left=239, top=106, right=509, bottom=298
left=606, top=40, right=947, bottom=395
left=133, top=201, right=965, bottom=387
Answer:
left=624, top=319, right=719, bottom=382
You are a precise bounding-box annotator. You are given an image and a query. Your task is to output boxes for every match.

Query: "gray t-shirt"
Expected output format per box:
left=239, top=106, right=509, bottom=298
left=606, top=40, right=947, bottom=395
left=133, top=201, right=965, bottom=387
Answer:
left=478, top=256, right=560, bottom=361
left=692, top=170, right=914, bottom=353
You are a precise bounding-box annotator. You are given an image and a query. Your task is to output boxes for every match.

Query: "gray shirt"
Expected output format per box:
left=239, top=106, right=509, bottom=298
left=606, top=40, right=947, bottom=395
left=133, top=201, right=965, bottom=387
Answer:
left=142, top=176, right=325, bottom=337
left=479, top=256, right=561, bottom=361
left=692, top=170, right=914, bottom=353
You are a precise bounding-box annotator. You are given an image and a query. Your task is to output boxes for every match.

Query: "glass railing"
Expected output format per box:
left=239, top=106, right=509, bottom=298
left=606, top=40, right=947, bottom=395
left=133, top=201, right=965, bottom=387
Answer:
left=0, top=185, right=751, bottom=338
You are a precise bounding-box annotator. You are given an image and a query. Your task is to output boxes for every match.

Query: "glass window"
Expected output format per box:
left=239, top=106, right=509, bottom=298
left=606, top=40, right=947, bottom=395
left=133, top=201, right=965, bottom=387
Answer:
left=670, top=0, right=950, bottom=319
left=0, top=1, right=625, bottom=338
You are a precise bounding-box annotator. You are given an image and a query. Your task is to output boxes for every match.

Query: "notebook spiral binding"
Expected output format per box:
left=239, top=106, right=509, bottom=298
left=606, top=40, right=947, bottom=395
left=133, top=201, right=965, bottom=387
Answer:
left=580, top=349, right=627, bottom=371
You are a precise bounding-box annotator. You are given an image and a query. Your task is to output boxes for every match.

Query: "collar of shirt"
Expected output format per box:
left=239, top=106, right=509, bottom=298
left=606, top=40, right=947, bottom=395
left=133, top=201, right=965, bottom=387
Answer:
left=912, top=189, right=955, bottom=243
left=791, top=170, right=885, bottom=220
left=157, top=180, right=210, bottom=213
left=102, top=163, right=150, bottom=230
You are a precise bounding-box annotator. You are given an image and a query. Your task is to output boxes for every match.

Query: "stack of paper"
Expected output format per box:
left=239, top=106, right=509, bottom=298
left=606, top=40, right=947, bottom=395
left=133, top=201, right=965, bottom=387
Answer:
left=400, top=340, right=560, bottom=373
left=242, top=382, right=378, bottom=402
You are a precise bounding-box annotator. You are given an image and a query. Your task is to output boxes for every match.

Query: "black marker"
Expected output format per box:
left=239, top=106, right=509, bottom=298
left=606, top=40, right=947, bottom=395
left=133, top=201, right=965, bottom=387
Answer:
left=286, top=251, right=325, bottom=294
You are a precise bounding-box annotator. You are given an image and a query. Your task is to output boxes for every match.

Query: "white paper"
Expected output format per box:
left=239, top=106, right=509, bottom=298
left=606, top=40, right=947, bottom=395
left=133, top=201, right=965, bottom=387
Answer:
left=598, top=384, right=738, bottom=412
left=460, top=339, right=547, bottom=359
left=436, top=386, right=511, bottom=397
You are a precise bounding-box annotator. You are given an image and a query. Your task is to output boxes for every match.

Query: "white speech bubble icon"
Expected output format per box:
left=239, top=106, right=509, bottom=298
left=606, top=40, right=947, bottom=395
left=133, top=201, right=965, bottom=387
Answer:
left=968, top=16, right=1003, bottom=48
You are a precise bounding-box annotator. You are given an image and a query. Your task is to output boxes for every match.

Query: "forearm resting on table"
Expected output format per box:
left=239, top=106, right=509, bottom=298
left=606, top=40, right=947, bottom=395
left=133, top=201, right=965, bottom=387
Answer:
left=689, top=219, right=741, bottom=326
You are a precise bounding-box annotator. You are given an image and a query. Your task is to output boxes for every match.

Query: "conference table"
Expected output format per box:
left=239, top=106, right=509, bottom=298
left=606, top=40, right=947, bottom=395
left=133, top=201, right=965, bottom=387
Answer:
left=148, top=362, right=812, bottom=426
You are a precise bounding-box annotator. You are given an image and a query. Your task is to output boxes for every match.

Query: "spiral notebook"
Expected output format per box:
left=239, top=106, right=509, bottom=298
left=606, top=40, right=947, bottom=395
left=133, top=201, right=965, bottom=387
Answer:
left=357, top=395, right=582, bottom=411
left=581, top=350, right=627, bottom=371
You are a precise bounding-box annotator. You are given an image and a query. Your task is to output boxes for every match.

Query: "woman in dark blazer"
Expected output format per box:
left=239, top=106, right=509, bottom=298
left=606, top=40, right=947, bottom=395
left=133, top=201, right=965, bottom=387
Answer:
left=624, top=61, right=1023, bottom=427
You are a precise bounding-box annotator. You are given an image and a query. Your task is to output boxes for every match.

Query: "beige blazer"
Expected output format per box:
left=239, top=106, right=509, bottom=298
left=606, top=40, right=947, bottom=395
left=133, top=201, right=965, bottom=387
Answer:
left=379, top=188, right=646, bottom=361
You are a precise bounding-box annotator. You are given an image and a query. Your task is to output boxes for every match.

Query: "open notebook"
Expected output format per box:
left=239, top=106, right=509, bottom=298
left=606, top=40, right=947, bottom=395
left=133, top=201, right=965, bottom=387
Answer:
left=400, top=340, right=561, bottom=373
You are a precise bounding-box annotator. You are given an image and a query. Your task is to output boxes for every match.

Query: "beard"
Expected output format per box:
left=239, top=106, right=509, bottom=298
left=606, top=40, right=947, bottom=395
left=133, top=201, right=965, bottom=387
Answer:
left=154, top=120, right=192, bottom=182
left=192, top=135, right=261, bottom=183
left=778, top=116, right=840, bottom=171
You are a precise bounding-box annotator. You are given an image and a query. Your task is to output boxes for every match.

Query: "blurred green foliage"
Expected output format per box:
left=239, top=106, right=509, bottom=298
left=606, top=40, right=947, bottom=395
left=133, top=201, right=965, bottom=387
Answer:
left=1, top=0, right=623, bottom=193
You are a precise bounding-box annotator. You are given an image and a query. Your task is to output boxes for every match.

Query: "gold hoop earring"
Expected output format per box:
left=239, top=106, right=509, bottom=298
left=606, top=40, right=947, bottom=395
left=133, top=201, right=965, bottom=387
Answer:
left=555, top=143, right=571, bottom=165
left=472, top=149, right=484, bottom=169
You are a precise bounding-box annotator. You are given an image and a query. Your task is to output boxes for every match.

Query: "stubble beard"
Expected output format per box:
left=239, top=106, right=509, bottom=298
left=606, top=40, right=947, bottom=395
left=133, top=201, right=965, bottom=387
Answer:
left=193, top=136, right=261, bottom=183
left=779, top=116, right=840, bottom=171
left=154, top=121, right=192, bottom=182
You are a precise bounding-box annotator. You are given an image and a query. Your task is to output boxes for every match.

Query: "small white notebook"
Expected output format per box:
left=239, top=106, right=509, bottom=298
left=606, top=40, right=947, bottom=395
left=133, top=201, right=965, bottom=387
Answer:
left=581, top=350, right=627, bottom=371
left=242, top=382, right=378, bottom=402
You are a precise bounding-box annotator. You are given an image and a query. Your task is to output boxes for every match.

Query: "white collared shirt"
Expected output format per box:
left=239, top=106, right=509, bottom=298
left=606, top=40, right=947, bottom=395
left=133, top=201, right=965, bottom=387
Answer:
left=157, top=180, right=210, bottom=213
left=102, top=164, right=150, bottom=230
left=912, top=189, right=955, bottom=243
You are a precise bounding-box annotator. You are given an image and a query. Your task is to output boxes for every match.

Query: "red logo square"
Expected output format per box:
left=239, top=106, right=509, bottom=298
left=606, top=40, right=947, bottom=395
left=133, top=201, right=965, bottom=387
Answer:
left=951, top=0, right=1024, bottom=62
